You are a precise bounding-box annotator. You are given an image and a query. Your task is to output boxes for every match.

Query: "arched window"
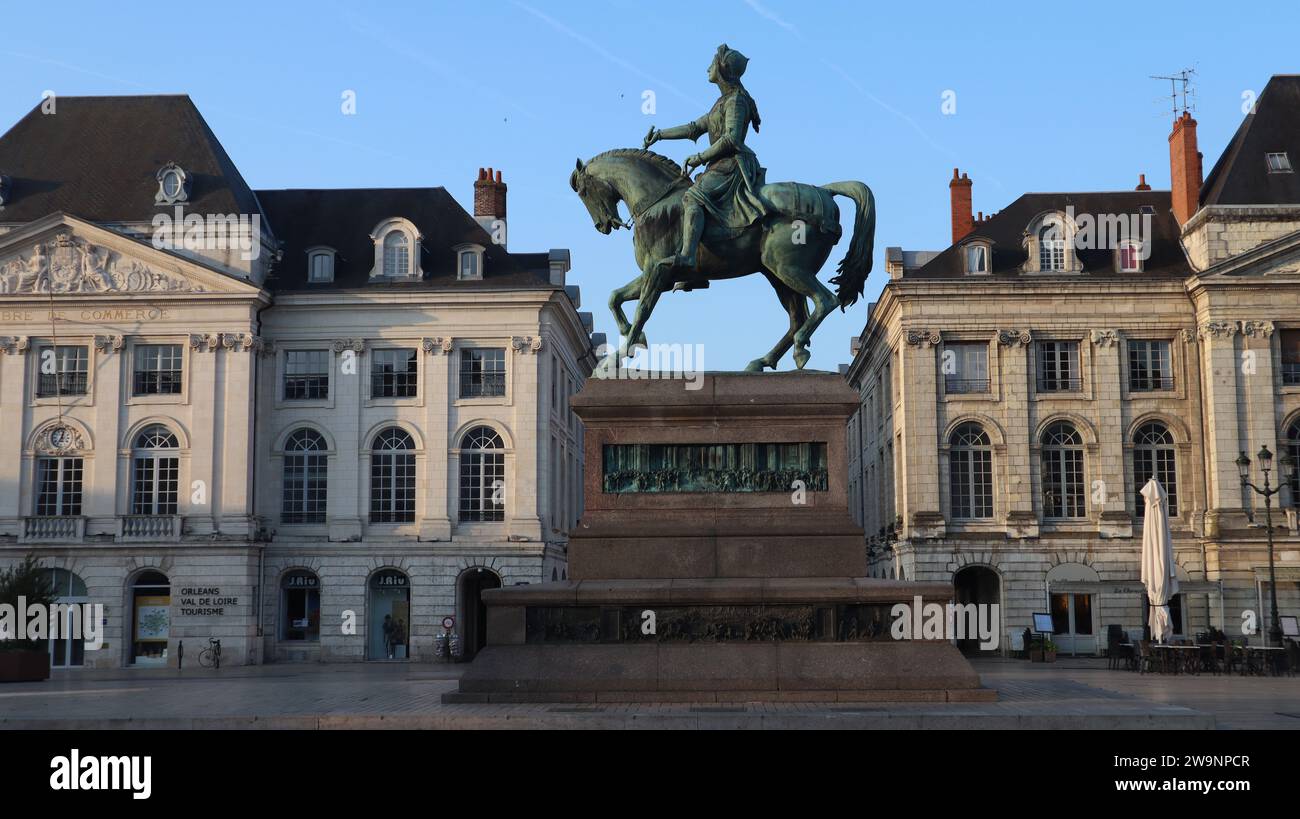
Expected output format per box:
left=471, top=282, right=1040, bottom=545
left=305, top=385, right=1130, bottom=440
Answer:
left=280, top=570, right=320, bottom=642
left=1132, top=422, right=1178, bottom=517
left=459, top=426, right=505, bottom=522
left=371, top=428, right=415, bottom=523
left=1286, top=418, right=1300, bottom=499
left=131, top=425, right=179, bottom=515
left=1041, top=422, right=1085, bottom=518
left=382, top=231, right=410, bottom=278
left=949, top=422, right=993, bottom=519
left=283, top=429, right=327, bottom=524
left=1039, top=223, right=1066, bottom=271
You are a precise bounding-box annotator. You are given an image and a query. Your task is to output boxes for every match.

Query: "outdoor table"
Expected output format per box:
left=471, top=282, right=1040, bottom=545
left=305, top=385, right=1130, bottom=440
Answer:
left=1246, top=646, right=1287, bottom=676
left=1158, top=645, right=1199, bottom=674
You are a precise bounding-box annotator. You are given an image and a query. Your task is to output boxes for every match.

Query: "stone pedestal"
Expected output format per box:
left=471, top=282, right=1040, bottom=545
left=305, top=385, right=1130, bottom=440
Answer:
left=444, top=372, right=992, bottom=703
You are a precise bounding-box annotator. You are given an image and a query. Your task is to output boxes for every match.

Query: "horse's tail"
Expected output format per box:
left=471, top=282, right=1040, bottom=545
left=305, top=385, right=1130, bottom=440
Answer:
left=822, top=181, right=875, bottom=310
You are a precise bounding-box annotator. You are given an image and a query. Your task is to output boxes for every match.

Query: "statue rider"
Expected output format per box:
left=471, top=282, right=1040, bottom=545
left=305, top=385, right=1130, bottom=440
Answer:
left=643, top=44, right=768, bottom=285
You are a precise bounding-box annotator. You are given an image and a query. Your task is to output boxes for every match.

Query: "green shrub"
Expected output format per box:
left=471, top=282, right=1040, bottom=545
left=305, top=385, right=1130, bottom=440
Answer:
left=0, top=555, right=56, bottom=651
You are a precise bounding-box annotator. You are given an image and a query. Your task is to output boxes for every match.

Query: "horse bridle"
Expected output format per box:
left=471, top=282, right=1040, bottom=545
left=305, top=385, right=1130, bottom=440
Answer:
left=626, top=174, right=691, bottom=227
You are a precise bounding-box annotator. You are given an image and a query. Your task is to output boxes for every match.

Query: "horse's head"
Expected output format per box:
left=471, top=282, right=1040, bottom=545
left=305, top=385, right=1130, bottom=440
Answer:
left=570, top=157, right=625, bottom=235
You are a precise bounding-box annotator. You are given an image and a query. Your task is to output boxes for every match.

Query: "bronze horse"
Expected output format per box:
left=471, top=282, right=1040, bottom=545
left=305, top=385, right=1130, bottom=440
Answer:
left=570, top=148, right=875, bottom=370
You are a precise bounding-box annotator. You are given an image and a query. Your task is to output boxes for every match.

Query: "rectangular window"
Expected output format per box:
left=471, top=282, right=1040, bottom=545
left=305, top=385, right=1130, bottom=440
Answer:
left=459, top=348, right=506, bottom=398
left=132, top=456, right=179, bottom=515
left=36, top=345, right=89, bottom=397
left=35, top=457, right=83, bottom=516
left=950, top=449, right=993, bottom=519
left=283, top=452, right=327, bottom=524
left=1128, top=340, right=1173, bottom=391
left=459, top=252, right=479, bottom=280
left=459, top=451, right=505, bottom=522
left=370, top=348, right=418, bottom=398
left=284, top=350, right=330, bottom=400
left=943, top=343, right=989, bottom=394
left=1042, top=448, right=1085, bottom=518
left=309, top=253, right=334, bottom=282
left=1133, top=448, right=1178, bottom=519
left=1037, top=342, right=1081, bottom=392
left=133, top=344, right=183, bottom=396
left=964, top=244, right=988, bottom=274
left=1266, top=152, right=1293, bottom=173
left=1280, top=329, right=1300, bottom=386
left=370, top=451, right=416, bottom=523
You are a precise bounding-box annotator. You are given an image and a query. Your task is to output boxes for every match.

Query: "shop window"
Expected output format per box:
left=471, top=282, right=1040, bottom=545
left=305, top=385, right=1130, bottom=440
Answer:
left=280, top=570, right=320, bottom=642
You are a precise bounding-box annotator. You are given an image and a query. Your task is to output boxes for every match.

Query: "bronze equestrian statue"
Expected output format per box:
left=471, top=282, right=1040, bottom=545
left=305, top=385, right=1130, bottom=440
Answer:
left=571, top=44, right=876, bottom=371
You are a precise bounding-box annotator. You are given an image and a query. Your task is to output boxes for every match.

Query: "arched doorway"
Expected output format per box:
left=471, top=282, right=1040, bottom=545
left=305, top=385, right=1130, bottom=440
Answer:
left=129, top=570, right=170, bottom=667
left=459, top=567, right=502, bottom=661
left=367, top=569, right=411, bottom=660
left=953, top=566, right=1001, bottom=654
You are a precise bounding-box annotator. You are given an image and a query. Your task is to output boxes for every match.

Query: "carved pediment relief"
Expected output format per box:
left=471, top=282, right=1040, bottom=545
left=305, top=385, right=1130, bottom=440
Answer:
left=0, top=232, right=205, bottom=295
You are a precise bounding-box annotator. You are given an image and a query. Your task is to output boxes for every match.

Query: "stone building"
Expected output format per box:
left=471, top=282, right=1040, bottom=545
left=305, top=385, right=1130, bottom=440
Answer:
left=0, top=96, right=598, bottom=668
left=845, top=75, right=1300, bottom=655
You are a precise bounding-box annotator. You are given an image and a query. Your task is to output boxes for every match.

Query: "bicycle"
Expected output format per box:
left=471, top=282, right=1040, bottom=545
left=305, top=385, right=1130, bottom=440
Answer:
left=198, top=638, right=222, bottom=669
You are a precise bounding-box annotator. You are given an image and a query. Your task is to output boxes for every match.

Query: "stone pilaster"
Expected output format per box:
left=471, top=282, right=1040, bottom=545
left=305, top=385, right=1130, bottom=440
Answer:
left=902, top=329, right=943, bottom=539
left=996, top=329, right=1037, bottom=538
left=419, top=336, right=453, bottom=541
left=1090, top=328, right=1131, bottom=538
left=1197, top=321, right=1244, bottom=532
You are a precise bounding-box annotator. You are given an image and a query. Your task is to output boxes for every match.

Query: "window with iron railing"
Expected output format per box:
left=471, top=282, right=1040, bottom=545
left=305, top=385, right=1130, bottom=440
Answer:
left=1037, top=341, right=1081, bottom=392
left=1281, top=330, right=1300, bottom=386
left=370, top=348, right=418, bottom=399
left=133, top=344, right=183, bottom=396
left=943, top=343, right=989, bottom=394
left=284, top=350, right=330, bottom=400
left=36, top=345, right=89, bottom=397
left=459, top=348, right=506, bottom=398
left=1128, top=340, right=1173, bottom=391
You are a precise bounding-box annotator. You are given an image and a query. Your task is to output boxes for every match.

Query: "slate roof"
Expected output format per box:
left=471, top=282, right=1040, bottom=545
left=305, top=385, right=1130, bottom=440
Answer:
left=1201, top=75, right=1300, bottom=207
left=0, top=95, right=262, bottom=224
left=256, top=187, right=555, bottom=292
left=905, top=190, right=1186, bottom=279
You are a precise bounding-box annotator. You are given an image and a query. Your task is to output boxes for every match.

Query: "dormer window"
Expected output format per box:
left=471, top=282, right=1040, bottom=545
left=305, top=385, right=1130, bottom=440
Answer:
left=1038, top=224, right=1065, bottom=271
left=1023, top=211, right=1080, bottom=274
left=1266, top=152, right=1293, bottom=173
left=383, top=233, right=409, bottom=277
left=368, top=218, right=422, bottom=280
left=962, top=242, right=990, bottom=275
left=1118, top=240, right=1143, bottom=273
left=155, top=162, right=190, bottom=204
left=455, top=244, right=485, bottom=281
left=307, top=247, right=336, bottom=283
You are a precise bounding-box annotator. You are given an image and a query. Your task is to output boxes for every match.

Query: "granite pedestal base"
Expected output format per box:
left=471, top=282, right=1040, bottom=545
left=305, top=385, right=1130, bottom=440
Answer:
left=444, top=373, right=992, bottom=704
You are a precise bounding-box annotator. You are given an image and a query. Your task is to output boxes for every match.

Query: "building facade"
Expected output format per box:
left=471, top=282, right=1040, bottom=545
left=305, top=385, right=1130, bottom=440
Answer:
left=846, top=75, right=1300, bottom=655
left=0, top=96, right=598, bottom=668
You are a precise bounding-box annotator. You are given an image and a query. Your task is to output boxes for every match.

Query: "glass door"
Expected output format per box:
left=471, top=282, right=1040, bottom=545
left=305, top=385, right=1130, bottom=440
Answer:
left=1050, top=592, right=1096, bottom=656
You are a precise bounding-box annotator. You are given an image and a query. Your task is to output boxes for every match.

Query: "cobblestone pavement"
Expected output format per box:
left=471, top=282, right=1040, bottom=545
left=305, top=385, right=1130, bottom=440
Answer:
left=0, top=658, right=1293, bottom=729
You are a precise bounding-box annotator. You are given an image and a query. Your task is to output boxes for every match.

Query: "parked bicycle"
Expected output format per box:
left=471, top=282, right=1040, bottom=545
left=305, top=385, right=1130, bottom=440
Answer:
left=198, top=638, right=222, bottom=669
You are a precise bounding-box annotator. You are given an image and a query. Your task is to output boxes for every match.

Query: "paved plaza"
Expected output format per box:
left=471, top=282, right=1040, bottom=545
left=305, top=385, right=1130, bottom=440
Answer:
left=0, top=659, right=1295, bottom=729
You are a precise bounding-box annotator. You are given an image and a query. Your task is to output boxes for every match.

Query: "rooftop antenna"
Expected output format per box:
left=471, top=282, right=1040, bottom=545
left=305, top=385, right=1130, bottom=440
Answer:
left=1151, top=68, right=1197, bottom=119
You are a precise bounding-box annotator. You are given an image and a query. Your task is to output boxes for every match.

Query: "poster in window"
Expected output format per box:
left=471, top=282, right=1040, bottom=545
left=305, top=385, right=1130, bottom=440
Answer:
left=134, top=595, right=171, bottom=641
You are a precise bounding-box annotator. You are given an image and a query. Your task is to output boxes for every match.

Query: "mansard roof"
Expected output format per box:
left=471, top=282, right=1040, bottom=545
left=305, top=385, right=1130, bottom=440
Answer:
left=256, top=187, right=555, bottom=292
left=1201, top=75, right=1300, bottom=207
left=905, top=190, right=1186, bottom=279
left=0, top=95, right=264, bottom=224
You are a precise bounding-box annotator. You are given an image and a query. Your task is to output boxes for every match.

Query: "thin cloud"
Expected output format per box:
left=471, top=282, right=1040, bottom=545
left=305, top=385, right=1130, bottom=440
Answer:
left=512, top=0, right=707, bottom=109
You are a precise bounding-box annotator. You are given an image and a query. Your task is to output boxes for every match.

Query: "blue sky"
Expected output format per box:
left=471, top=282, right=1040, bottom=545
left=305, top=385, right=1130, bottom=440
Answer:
left=2, top=1, right=1294, bottom=370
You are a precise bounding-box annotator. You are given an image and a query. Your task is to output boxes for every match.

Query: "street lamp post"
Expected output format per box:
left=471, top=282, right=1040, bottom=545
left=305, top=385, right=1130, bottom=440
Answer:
left=1236, top=446, right=1296, bottom=647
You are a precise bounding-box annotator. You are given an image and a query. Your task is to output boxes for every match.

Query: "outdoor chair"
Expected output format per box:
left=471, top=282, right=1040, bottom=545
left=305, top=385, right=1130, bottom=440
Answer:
left=1197, top=642, right=1219, bottom=675
left=1136, top=640, right=1159, bottom=674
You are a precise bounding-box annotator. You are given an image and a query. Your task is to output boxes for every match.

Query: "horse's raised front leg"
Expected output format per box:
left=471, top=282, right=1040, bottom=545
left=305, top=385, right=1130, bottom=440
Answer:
left=607, top=275, right=642, bottom=343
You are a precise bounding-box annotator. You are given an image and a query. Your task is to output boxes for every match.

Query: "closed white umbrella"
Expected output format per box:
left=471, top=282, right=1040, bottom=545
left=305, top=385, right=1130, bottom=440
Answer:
left=1140, top=477, right=1179, bottom=643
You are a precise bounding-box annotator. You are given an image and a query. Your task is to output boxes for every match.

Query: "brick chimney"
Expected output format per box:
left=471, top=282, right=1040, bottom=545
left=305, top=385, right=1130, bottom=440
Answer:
left=949, top=168, right=973, bottom=244
left=474, top=167, right=508, bottom=247
left=1168, top=113, right=1203, bottom=225
left=1135, top=174, right=1151, bottom=191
